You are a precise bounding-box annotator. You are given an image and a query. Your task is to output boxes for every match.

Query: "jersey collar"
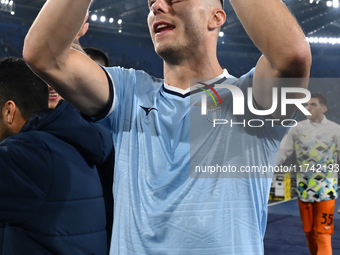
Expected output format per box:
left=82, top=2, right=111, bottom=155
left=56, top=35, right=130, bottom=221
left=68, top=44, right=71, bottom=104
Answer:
left=163, top=69, right=230, bottom=98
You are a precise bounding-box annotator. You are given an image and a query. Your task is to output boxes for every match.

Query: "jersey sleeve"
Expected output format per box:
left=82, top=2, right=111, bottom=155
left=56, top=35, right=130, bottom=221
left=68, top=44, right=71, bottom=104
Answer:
left=236, top=68, right=291, bottom=151
left=0, top=135, right=53, bottom=223
left=99, top=67, right=138, bottom=131
left=276, top=127, right=296, bottom=165
left=100, top=67, right=159, bottom=136
left=335, top=123, right=340, bottom=163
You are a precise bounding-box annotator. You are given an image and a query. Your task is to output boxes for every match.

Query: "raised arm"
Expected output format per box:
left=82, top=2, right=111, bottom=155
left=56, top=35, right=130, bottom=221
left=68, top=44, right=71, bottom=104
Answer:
left=23, top=0, right=110, bottom=117
left=230, top=0, right=312, bottom=117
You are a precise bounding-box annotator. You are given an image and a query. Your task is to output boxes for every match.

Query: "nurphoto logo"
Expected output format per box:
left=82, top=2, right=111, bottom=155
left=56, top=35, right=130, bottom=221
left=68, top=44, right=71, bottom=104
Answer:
left=200, top=84, right=311, bottom=128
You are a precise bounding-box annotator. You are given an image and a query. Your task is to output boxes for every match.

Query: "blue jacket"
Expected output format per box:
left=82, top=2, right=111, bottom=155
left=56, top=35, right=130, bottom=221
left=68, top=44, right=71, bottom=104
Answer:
left=0, top=101, right=113, bottom=255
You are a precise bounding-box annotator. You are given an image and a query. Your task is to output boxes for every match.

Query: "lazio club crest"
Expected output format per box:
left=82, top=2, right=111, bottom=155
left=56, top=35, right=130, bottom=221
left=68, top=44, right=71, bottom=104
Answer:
left=207, top=104, right=222, bottom=123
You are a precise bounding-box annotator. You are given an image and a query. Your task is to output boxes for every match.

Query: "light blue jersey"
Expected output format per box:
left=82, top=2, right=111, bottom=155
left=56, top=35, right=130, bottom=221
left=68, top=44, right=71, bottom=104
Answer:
left=103, top=67, right=287, bottom=255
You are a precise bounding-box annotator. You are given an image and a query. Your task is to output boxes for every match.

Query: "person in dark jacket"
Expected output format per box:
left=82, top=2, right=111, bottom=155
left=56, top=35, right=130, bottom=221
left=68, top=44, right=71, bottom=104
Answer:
left=0, top=57, right=113, bottom=255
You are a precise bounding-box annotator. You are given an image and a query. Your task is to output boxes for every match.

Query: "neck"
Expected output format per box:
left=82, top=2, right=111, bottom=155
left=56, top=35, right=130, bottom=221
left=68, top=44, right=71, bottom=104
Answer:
left=309, top=115, right=324, bottom=123
left=163, top=59, right=223, bottom=90
left=162, top=42, right=223, bottom=90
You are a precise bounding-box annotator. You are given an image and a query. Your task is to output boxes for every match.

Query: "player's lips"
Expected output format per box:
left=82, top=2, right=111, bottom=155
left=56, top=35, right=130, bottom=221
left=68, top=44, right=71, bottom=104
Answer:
left=49, top=91, right=60, bottom=100
left=153, top=21, right=175, bottom=36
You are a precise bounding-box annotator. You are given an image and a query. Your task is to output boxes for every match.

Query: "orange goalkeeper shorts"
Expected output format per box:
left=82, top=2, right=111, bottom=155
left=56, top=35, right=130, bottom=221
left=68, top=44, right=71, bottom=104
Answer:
left=298, top=199, right=335, bottom=234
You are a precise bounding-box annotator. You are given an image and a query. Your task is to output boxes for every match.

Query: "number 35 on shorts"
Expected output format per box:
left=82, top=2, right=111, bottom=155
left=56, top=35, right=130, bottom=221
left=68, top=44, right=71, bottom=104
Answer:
left=321, top=213, right=333, bottom=226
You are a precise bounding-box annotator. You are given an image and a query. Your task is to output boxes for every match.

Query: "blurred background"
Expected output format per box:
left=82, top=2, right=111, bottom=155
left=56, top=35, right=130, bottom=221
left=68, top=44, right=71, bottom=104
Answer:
left=0, top=0, right=339, bottom=120
left=1, top=2, right=340, bottom=253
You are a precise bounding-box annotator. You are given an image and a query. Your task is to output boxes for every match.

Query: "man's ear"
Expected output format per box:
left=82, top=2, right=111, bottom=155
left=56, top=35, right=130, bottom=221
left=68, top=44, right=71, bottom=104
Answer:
left=2, top=100, right=17, bottom=125
left=2, top=100, right=27, bottom=134
left=208, top=8, right=227, bottom=30
left=322, top=105, right=328, bottom=114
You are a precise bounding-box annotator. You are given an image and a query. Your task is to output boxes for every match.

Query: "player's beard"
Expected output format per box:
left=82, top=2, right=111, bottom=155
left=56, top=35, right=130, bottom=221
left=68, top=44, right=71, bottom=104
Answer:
left=156, top=17, right=205, bottom=66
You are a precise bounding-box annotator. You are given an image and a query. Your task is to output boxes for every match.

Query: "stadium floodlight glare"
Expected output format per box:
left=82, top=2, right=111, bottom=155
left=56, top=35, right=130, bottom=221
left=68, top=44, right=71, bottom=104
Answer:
left=326, top=0, right=339, bottom=7
left=100, top=16, right=106, bottom=22
left=0, top=0, right=15, bottom=14
left=117, top=19, right=122, bottom=25
left=307, top=36, right=340, bottom=45
left=91, top=14, right=98, bottom=21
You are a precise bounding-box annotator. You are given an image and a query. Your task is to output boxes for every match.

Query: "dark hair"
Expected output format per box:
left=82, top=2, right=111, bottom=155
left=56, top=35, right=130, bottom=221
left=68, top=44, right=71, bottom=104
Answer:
left=311, top=93, right=327, bottom=106
left=83, top=47, right=110, bottom=67
left=0, top=57, right=48, bottom=120
left=220, top=0, right=224, bottom=8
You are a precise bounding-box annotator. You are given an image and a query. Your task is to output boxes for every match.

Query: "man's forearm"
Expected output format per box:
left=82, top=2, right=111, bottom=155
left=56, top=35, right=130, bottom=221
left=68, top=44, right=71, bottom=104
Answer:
left=230, top=0, right=311, bottom=76
left=23, top=0, right=91, bottom=70
left=23, top=0, right=110, bottom=118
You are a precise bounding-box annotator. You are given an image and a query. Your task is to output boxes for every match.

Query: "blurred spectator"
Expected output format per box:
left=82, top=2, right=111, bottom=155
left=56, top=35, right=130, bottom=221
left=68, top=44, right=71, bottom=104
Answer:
left=0, top=57, right=113, bottom=254
left=277, top=94, right=340, bottom=255
left=84, top=47, right=110, bottom=67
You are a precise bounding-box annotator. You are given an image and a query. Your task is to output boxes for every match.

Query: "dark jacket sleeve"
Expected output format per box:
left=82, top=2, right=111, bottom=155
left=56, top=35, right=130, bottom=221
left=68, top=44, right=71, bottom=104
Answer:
left=97, top=145, right=114, bottom=249
left=92, top=122, right=115, bottom=250
left=0, top=134, right=53, bottom=223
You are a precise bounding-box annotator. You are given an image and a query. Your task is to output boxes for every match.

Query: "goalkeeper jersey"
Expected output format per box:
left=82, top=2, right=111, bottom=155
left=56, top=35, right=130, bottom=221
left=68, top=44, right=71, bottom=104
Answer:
left=277, top=117, right=340, bottom=202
